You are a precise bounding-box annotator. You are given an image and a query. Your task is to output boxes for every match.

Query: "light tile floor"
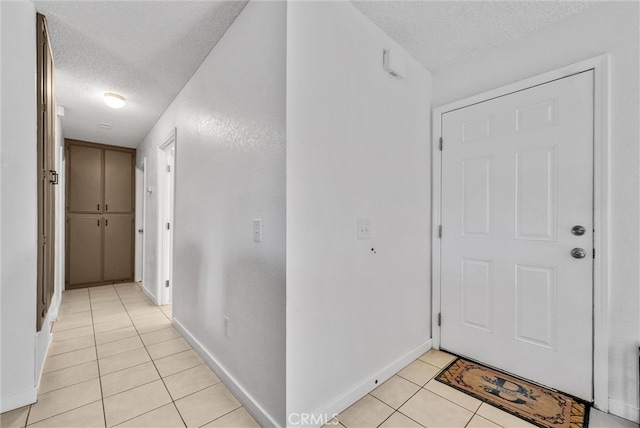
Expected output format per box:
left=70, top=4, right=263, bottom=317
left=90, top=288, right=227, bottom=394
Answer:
left=0, top=282, right=259, bottom=428
left=2, top=283, right=638, bottom=428
left=329, top=349, right=639, bottom=428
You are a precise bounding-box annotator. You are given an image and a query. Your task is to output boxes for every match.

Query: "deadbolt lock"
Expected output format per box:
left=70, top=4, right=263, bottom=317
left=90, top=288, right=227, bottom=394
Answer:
left=571, top=225, right=586, bottom=236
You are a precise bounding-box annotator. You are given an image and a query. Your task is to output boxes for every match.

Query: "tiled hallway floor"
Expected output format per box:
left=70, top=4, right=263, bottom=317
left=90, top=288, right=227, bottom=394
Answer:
left=2, top=283, right=638, bottom=428
left=1, top=283, right=259, bottom=428
left=327, top=349, right=536, bottom=428
left=328, top=351, right=638, bottom=428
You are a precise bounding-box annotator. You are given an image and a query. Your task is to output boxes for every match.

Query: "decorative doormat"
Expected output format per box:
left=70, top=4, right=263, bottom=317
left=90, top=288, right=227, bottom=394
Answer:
left=435, top=358, right=590, bottom=428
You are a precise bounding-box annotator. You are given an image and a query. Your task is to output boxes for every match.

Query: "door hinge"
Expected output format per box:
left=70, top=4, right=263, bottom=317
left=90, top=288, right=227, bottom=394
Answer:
left=438, top=225, right=442, bottom=238
left=167, top=165, right=170, bottom=173
left=166, top=222, right=170, bottom=230
left=437, top=313, right=441, bottom=326
left=439, top=137, right=443, bottom=151
left=165, top=280, right=170, bottom=288
left=42, top=103, right=46, bottom=112
left=593, top=248, right=596, bottom=258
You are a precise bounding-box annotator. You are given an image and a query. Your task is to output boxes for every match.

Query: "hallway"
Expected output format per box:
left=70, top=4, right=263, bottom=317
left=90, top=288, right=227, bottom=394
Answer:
left=0, top=283, right=258, bottom=427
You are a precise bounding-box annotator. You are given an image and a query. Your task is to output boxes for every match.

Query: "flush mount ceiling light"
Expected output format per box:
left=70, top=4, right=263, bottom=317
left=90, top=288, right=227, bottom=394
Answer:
left=103, top=92, right=125, bottom=109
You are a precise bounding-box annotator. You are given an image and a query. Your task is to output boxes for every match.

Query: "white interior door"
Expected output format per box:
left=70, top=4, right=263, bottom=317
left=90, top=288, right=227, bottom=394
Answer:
left=440, top=71, right=594, bottom=400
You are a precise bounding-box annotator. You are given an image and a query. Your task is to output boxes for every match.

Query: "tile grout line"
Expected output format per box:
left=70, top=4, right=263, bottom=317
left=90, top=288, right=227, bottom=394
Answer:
left=25, top=290, right=100, bottom=427
left=369, top=388, right=425, bottom=428
left=358, top=358, right=474, bottom=428
left=88, top=286, right=109, bottom=428
left=197, top=403, right=243, bottom=428
left=40, top=354, right=97, bottom=376
left=24, top=400, right=103, bottom=427
left=125, top=287, right=192, bottom=428
left=114, top=284, right=243, bottom=428
left=22, top=402, right=33, bottom=428
left=47, top=342, right=96, bottom=358
left=27, top=284, right=251, bottom=428
left=112, top=283, right=188, bottom=428
left=351, top=357, right=508, bottom=428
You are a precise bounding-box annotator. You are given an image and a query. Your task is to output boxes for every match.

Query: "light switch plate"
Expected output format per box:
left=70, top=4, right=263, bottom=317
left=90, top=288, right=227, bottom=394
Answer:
left=357, top=218, right=371, bottom=239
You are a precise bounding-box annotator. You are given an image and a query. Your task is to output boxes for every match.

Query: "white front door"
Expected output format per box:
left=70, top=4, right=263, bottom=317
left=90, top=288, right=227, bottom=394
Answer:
left=440, top=71, right=594, bottom=400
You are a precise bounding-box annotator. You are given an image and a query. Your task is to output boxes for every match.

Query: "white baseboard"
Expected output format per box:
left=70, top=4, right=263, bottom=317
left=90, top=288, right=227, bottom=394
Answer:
left=47, top=292, right=61, bottom=322
left=305, top=338, right=433, bottom=428
left=0, top=388, right=37, bottom=413
left=172, top=317, right=282, bottom=427
left=141, top=284, right=158, bottom=305
left=608, top=398, right=640, bottom=424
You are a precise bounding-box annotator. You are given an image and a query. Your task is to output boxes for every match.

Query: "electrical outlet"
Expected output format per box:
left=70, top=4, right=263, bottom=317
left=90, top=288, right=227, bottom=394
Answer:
left=224, top=316, right=230, bottom=337
left=253, top=219, right=262, bottom=242
left=357, top=219, right=371, bottom=239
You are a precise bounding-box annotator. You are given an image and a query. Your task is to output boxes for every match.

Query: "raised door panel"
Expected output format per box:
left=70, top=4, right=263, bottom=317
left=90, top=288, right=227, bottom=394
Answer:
left=104, top=215, right=134, bottom=281
left=104, top=150, right=134, bottom=213
left=68, top=144, right=102, bottom=213
left=68, top=216, right=102, bottom=285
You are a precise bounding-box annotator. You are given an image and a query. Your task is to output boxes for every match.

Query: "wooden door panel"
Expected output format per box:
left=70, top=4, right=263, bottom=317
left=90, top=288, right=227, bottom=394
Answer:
left=104, top=150, right=134, bottom=213
left=68, top=216, right=103, bottom=285
left=104, top=215, right=134, bottom=281
left=36, top=13, right=56, bottom=328
left=68, top=145, right=102, bottom=213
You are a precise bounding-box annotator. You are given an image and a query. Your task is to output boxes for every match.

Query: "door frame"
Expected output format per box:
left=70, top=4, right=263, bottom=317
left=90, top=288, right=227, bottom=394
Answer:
left=431, top=55, right=610, bottom=410
left=156, top=129, right=176, bottom=305
left=135, top=158, right=145, bottom=282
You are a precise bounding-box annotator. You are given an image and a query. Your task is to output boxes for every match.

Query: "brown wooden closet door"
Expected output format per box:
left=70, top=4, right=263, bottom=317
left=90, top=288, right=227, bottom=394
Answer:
left=104, top=150, right=134, bottom=213
left=36, top=13, right=56, bottom=328
left=68, top=145, right=102, bottom=213
left=68, top=216, right=103, bottom=285
left=104, top=215, right=134, bottom=281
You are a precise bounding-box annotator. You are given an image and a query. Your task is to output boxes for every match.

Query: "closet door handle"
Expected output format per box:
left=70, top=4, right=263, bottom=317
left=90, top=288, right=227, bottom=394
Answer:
left=105, top=204, right=108, bottom=211
left=97, top=219, right=100, bottom=226
left=97, top=204, right=100, bottom=211
left=49, top=170, right=58, bottom=185
left=106, top=219, right=108, bottom=226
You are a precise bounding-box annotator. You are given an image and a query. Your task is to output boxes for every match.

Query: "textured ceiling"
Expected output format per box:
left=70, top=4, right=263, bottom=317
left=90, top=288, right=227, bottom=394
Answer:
left=36, top=0, right=595, bottom=149
left=351, top=1, right=594, bottom=71
left=35, top=1, right=248, bottom=148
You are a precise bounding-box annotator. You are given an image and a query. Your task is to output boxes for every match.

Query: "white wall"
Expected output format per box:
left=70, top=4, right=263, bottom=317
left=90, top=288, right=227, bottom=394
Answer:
left=432, top=2, right=640, bottom=421
left=286, top=2, right=431, bottom=424
left=0, top=0, right=39, bottom=412
left=54, top=114, right=65, bottom=309
left=1, top=2, right=65, bottom=412
left=137, top=1, right=285, bottom=425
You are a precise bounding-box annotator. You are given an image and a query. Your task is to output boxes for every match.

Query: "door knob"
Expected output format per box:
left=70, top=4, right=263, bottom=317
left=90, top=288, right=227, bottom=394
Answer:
left=571, top=248, right=587, bottom=259
left=571, top=225, right=586, bottom=236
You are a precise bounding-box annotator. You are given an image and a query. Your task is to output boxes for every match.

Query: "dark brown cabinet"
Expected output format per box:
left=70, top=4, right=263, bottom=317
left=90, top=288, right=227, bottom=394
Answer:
left=66, top=140, right=135, bottom=288
left=68, top=144, right=102, bottom=213
left=68, top=216, right=103, bottom=285
left=104, top=216, right=134, bottom=281
left=104, top=149, right=134, bottom=213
